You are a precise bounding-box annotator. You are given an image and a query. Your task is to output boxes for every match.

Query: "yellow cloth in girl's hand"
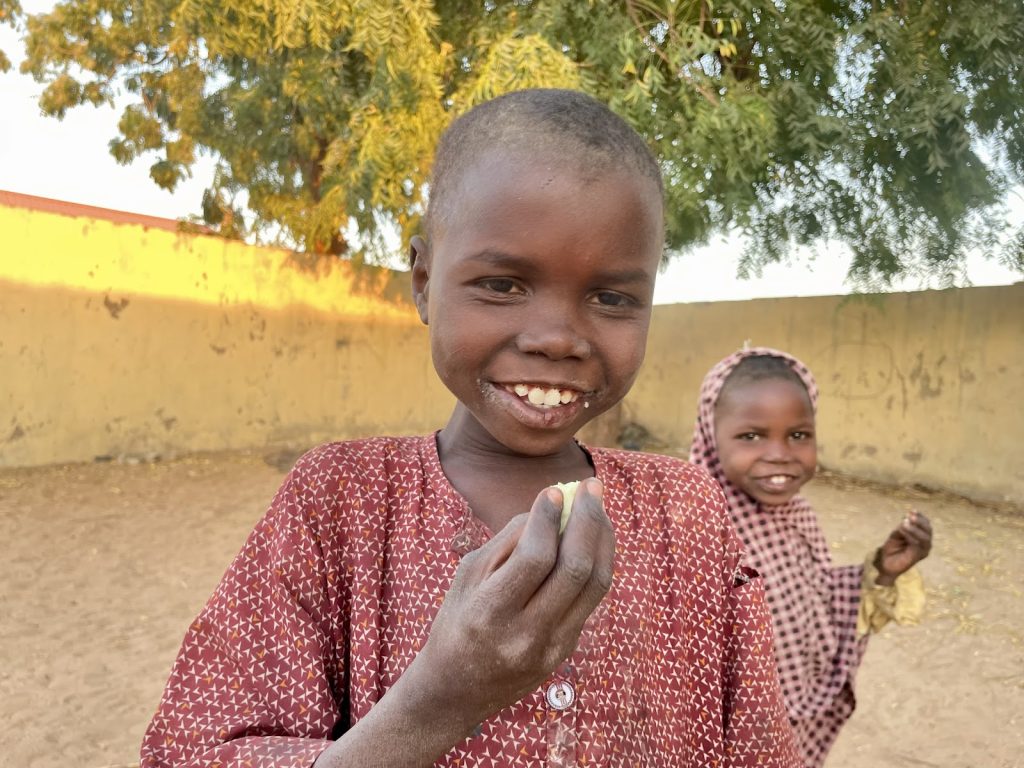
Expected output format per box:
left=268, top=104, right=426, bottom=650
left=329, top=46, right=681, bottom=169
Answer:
left=857, top=552, right=926, bottom=637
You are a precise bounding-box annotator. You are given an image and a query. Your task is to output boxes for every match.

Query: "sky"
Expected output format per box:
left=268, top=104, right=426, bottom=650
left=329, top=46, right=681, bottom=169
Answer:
left=2, top=3, right=1021, bottom=305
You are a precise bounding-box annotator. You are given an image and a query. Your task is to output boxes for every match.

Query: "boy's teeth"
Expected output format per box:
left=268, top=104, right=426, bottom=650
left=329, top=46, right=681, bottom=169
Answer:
left=512, top=385, right=578, bottom=408
left=543, top=389, right=562, bottom=406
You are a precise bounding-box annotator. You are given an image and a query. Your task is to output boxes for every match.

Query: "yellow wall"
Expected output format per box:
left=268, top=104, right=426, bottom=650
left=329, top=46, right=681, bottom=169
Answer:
left=631, top=286, right=1024, bottom=504
left=0, top=202, right=454, bottom=467
left=2, top=201, right=1021, bottom=503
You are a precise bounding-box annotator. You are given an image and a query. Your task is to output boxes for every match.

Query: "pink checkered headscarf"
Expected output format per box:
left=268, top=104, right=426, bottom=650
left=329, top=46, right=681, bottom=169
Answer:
left=690, top=347, right=866, bottom=767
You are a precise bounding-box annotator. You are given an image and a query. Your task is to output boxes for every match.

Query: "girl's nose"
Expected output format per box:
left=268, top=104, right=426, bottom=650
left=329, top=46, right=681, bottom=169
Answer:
left=763, top=439, right=792, bottom=462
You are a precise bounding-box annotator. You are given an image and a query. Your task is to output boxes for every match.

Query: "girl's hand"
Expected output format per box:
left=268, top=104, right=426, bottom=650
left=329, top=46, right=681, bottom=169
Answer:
left=875, top=510, right=933, bottom=586
left=412, top=477, right=615, bottom=731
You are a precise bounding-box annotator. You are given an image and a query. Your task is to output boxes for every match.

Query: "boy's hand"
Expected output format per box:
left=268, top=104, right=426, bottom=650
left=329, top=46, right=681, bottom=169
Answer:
left=413, top=477, right=614, bottom=730
left=875, top=510, right=933, bottom=586
left=314, top=479, right=614, bottom=767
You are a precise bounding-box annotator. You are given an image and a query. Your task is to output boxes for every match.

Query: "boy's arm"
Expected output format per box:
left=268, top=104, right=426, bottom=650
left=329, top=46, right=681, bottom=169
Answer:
left=143, top=464, right=616, bottom=768
left=313, top=478, right=616, bottom=767
left=707, top=485, right=803, bottom=768
left=720, top=568, right=804, bottom=767
left=141, top=461, right=342, bottom=768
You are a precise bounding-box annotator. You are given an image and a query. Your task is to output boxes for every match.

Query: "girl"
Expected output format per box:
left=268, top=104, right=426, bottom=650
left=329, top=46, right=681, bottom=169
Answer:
left=141, top=90, right=802, bottom=768
left=691, top=347, right=933, bottom=767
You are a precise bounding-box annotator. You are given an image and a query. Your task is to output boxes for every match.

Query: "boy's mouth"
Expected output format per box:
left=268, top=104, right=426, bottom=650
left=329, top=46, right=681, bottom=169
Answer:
left=503, top=383, right=582, bottom=409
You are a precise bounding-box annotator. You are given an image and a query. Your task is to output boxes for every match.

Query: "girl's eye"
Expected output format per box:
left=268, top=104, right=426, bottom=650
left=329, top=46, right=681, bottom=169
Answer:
left=738, top=432, right=760, bottom=441
left=791, top=431, right=813, bottom=440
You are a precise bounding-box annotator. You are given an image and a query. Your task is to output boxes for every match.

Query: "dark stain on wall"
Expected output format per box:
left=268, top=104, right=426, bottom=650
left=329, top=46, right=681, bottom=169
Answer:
left=103, top=295, right=130, bottom=319
left=908, top=352, right=944, bottom=399
left=155, top=408, right=177, bottom=431
left=249, top=312, right=266, bottom=342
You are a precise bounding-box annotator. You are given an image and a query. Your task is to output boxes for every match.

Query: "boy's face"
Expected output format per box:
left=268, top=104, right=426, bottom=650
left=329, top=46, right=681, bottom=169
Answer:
left=412, top=149, right=664, bottom=457
left=713, top=378, right=817, bottom=505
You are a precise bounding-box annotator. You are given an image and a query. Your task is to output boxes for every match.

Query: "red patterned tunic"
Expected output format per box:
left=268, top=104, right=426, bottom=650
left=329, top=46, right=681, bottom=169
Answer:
left=141, top=435, right=801, bottom=767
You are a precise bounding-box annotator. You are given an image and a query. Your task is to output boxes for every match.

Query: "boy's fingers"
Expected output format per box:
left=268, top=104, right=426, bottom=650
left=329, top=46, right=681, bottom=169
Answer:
left=558, top=495, right=616, bottom=635
left=528, top=479, right=614, bottom=624
left=484, top=486, right=563, bottom=609
left=469, top=513, right=529, bottom=577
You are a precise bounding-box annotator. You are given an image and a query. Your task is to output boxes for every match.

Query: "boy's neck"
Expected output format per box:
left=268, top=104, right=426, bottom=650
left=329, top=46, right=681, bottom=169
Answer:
left=436, top=413, right=594, bottom=534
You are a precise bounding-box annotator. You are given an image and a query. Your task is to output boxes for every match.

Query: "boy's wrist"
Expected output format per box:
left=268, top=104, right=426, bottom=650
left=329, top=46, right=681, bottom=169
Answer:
left=315, top=653, right=480, bottom=768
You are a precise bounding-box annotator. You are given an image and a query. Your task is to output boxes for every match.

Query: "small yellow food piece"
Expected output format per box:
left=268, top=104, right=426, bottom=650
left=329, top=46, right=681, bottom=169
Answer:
left=553, top=480, right=581, bottom=533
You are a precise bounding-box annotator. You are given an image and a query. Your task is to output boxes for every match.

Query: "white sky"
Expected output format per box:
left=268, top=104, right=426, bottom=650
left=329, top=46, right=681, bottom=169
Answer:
left=2, top=3, right=1020, bottom=304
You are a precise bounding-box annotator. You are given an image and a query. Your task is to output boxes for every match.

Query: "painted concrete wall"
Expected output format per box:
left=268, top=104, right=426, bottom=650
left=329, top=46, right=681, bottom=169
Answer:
left=0, top=199, right=454, bottom=467
left=2, top=198, right=1021, bottom=502
left=630, top=285, right=1024, bottom=503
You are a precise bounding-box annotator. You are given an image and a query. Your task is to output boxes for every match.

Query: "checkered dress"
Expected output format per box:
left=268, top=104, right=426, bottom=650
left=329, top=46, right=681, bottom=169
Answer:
left=690, top=348, right=868, bottom=768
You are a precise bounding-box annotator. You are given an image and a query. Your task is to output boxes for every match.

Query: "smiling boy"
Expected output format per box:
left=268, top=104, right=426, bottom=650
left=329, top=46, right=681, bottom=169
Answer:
left=142, top=89, right=802, bottom=768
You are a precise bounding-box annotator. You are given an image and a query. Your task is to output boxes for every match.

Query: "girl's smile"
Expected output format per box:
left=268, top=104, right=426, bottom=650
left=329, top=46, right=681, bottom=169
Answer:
left=714, top=378, right=818, bottom=505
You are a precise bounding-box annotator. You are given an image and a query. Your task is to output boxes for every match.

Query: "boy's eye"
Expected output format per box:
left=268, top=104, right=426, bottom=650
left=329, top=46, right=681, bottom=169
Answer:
left=593, top=291, right=633, bottom=308
left=479, top=278, right=520, bottom=294
left=791, top=431, right=813, bottom=440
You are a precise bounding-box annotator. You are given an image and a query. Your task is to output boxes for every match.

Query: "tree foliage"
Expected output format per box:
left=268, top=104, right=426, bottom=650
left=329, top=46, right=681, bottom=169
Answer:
left=0, top=0, right=21, bottom=71
left=17, top=0, right=1024, bottom=282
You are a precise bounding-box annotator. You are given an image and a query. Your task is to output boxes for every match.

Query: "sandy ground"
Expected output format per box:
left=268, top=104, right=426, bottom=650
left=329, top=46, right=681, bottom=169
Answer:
left=0, top=450, right=1021, bottom=768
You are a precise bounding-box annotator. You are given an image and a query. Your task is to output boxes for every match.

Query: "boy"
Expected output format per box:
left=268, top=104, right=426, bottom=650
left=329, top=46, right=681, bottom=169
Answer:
left=142, top=89, right=801, bottom=767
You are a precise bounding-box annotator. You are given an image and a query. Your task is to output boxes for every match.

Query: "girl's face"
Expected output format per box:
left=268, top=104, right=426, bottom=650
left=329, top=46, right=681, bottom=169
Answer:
left=412, top=149, right=664, bottom=458
left=714, top=377, right=817, bottom=505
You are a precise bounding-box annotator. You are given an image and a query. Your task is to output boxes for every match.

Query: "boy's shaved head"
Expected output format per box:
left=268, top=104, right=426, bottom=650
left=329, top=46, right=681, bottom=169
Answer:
left=424, top=88, right=664, bottom=240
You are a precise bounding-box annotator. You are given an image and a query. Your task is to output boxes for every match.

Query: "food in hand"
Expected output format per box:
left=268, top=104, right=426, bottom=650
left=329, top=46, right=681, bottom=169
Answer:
left=553, top=481, right=580, bottom=533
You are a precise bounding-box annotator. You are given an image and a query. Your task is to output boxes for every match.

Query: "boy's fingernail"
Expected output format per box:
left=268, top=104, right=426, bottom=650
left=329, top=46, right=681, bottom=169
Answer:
left=585, top=478, right=604, bottom=499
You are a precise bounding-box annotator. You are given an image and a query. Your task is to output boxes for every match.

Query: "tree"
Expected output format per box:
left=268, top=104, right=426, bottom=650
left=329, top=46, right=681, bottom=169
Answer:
left=18, top=0, right=1024, bottom=283
left=0, top=0, right=21, bottom=72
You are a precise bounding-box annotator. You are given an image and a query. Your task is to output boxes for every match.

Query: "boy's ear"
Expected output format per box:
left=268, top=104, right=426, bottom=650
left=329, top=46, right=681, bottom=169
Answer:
left=409, top=235, right=430, bottom=325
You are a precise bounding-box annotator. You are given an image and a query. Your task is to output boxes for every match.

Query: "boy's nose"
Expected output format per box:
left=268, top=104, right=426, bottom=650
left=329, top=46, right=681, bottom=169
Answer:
left=515, top=311, right=591, bottom=360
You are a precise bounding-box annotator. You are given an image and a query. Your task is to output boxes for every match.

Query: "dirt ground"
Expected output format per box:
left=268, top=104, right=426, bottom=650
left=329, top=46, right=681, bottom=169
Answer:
left=1, top=449, right=1021, bottom=768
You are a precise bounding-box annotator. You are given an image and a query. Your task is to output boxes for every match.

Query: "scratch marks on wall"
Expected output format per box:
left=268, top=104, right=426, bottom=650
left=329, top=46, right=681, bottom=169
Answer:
left=819, top=341, right=895, bottom=401
left=908, top=352, right=945, bottom=399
